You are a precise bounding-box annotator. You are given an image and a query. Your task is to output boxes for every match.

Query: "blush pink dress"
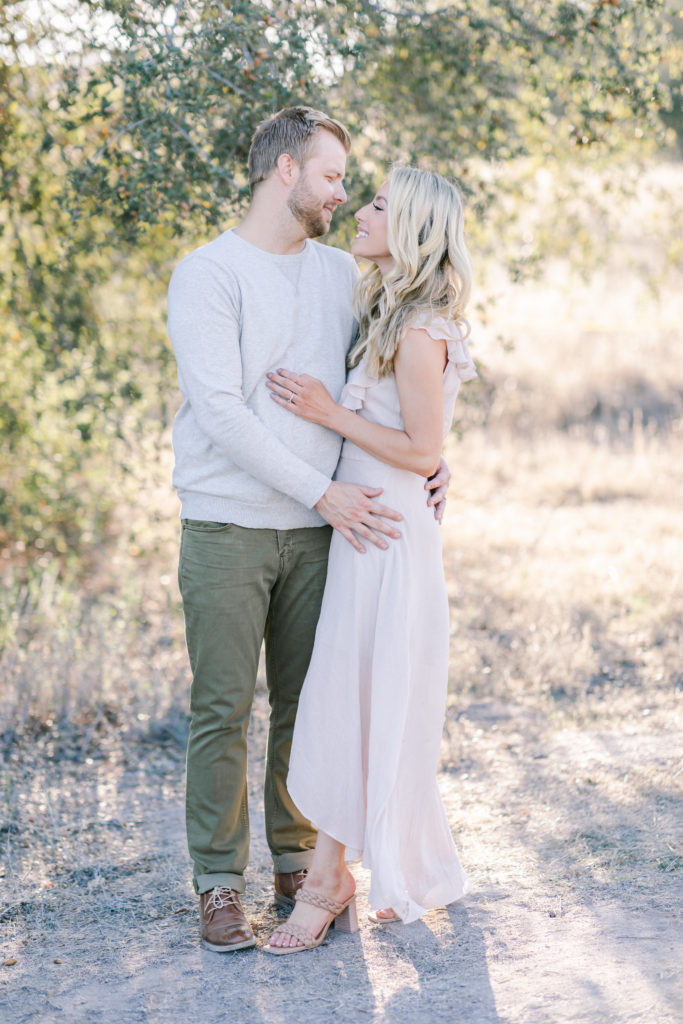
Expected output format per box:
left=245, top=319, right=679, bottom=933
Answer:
left=287, top=314, right=476, bottom=923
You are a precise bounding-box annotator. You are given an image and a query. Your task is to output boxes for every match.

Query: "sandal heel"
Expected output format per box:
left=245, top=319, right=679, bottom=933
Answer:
left=333, top=897, right=359, bottom=934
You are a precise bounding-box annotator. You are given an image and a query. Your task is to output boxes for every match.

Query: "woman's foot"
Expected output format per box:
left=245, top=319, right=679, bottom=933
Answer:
left=368, top=907, right=400, bottom=924
left=266, top=867, right=356, bottom=950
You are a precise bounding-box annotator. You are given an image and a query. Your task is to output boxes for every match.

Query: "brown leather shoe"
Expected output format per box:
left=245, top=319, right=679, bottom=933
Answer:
left=199, top=887, right=256, bottom=952
left=274, top=868, right=308, bottom=908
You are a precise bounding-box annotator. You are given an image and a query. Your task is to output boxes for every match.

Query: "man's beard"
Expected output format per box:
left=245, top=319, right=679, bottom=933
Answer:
left=287, top=176, right=329, bottom=238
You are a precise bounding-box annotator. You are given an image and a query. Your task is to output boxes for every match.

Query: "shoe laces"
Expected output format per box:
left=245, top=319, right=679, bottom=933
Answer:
left=205, top=886, right=239, bottom=911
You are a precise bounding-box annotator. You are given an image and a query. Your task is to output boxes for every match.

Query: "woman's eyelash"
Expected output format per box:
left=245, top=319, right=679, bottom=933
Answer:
left=372, top=203, right=383, bottom=211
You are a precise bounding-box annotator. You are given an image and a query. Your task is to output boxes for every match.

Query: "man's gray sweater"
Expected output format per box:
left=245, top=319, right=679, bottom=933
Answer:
left=168, top=229, right=359, bottom=529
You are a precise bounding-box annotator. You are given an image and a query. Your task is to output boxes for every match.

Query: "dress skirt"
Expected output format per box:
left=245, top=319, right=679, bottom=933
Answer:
left=287, top=438, right=470, bottom=923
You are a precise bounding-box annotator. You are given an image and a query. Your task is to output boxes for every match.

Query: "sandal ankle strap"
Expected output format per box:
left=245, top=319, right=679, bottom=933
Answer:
left=294, top=889, right=350, bottom=914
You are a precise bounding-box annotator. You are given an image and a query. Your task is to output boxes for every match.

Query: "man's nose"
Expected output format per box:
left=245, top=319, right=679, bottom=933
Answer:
left=335, top=182, right=347, bottom=204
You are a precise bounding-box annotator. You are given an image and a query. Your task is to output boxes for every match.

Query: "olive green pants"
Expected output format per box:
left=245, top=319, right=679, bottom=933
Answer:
left=178, top=519, right=332, bottom=895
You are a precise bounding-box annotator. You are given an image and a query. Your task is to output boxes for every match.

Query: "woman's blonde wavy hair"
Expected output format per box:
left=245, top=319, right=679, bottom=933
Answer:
left=348, top=166, right=472, bottom=378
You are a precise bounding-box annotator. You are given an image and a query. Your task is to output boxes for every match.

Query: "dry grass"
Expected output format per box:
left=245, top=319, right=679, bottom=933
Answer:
left=0, top=556, right=188, bottom=745
left=1, top=262, right=682, bottom=1023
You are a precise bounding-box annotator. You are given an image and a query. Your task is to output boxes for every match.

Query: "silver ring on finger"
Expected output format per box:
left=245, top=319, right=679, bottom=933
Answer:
left=288, top=392, right=294, bottom=403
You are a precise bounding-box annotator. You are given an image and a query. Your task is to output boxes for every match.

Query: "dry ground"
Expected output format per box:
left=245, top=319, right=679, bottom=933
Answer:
left=1, top=272, right=682, bottom=1024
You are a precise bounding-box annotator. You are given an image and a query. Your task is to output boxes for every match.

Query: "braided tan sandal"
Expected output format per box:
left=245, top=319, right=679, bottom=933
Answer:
left=263, top=887, right=359, bottom=955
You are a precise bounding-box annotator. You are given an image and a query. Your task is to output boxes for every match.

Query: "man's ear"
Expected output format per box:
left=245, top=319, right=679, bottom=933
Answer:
left=275, top=153, right=298, bottom=185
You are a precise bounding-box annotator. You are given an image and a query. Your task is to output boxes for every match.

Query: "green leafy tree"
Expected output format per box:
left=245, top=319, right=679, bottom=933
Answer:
left=0, top=0, right=679, bottom=564
left=0, top=6, right=178, bottom=559
left=65, top=0, right=673, bottom=239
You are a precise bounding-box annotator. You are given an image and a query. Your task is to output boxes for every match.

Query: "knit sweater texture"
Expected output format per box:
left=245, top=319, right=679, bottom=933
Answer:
left=168, top=229, right=358, bottom=528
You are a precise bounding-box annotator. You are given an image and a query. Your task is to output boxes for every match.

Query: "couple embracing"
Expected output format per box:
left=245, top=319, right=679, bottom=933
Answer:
left=167, top=106, right=476, bottom=955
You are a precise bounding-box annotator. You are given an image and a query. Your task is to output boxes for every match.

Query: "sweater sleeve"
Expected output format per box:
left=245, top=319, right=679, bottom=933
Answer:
left=167, top=255, right=332, bottom=509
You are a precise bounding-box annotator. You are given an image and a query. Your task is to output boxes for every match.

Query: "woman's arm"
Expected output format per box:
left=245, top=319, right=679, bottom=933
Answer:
left=267, top=328, right=446, bottom=478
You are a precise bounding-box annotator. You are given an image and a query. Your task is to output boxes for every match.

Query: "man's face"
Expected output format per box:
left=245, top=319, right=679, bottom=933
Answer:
left=287, top=130, right=348, bottom=238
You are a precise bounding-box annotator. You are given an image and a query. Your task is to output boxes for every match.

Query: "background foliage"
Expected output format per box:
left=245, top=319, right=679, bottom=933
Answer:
left=0, top=0, right=681, bottom=566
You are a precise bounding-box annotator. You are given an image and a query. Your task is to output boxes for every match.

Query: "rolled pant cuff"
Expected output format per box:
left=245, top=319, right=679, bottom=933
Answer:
left=272, top=850, right=315, bottom=873
left=195, top=872, right=245, bottom=895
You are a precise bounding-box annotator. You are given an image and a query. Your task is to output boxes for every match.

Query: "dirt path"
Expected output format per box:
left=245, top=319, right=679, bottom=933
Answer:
left=2, top=672, right=681, bottom=1024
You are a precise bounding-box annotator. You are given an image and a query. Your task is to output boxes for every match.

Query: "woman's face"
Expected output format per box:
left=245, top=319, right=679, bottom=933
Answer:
left=351, top=179, right=393, bottom=273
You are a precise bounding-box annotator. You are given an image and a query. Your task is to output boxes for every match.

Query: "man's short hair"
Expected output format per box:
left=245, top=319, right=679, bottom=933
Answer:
left=247, top=106, right=351, bottom=193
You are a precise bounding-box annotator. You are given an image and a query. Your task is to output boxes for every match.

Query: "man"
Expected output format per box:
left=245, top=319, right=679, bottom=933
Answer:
left=167, top=106, right=449, bottom=952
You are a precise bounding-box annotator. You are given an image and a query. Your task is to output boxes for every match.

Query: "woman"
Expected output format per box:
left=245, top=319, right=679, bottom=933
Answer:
left=263, top=166, right=476, bottom=954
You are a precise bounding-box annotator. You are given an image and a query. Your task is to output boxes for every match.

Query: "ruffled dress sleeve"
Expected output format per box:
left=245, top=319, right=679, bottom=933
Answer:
left=339, top=359, right=377, bottom=412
